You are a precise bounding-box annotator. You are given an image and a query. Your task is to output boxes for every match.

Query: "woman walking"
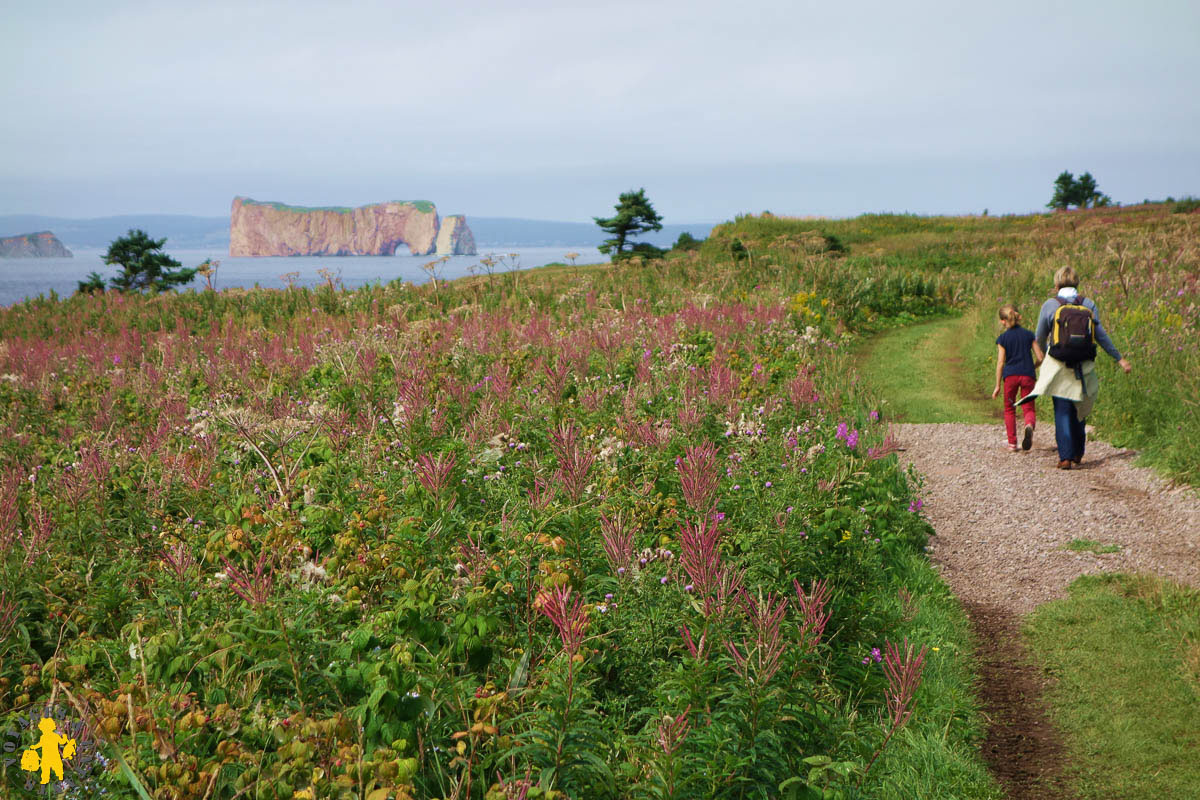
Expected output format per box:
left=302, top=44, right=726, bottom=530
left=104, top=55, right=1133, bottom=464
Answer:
left=1018, top=266, right=1131, bottom=469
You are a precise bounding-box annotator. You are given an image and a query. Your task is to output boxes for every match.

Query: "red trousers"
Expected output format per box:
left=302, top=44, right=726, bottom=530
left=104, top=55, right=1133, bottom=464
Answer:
left=1003, top=375, right=1036, bottom=445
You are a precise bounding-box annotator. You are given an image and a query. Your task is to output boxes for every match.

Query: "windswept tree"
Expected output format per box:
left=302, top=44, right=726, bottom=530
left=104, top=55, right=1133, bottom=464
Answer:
left=1048, top=171, right=1076, bottom=211
left=103, top=229, right=197, bottom=292
left=594, top=188, right=663, bottom=260
left=1073, top=172, right=1111, bottom=208
left=1048, top=171, right=1112, bottom=211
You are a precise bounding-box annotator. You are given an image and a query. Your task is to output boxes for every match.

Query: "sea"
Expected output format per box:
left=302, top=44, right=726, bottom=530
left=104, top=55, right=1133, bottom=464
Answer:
left=0, top=245, right=607, bottom=308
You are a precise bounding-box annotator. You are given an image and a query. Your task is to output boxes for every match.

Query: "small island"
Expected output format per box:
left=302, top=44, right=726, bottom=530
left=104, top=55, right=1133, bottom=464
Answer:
left=0, top=231, right=72, bottom=258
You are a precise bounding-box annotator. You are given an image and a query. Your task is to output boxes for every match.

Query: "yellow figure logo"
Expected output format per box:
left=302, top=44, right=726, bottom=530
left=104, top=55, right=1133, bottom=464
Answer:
left=20, top=717, right=77, bottom=785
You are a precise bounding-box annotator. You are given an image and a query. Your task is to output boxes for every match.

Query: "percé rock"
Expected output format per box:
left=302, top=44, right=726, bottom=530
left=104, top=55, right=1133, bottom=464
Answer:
left=436, top=215, right=477, bottom=255
left=229, top=197, right=475, bottom=257
left=0, top=231, right=72, bottom=258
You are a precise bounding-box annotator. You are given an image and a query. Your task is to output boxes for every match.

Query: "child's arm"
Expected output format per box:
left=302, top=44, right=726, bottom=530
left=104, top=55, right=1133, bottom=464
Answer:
left=1032, top=340, right=1044, bottom=367
left=992, top=344, right=1006, bottom=398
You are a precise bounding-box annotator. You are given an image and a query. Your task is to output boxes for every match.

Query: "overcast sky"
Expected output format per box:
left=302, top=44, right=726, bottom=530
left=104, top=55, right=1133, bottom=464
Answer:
left=3, top=0, right=1198, bottom=221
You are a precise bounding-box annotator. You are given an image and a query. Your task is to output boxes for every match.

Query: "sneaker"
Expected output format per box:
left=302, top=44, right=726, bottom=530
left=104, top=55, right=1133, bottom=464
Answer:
left=1022, top=425, right=1034, bottom=451
left=1057, top=460, right=1072, bottom=470
left=1008, top=444, right=1019, bottom=452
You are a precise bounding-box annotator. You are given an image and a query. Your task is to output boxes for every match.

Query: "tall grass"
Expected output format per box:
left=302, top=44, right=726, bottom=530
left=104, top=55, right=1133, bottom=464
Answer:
left=712, top=206, right=1200, bottom=483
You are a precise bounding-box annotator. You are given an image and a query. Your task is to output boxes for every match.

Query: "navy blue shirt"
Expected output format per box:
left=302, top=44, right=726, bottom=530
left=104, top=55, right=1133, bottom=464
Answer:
left=996, top=325, right=1036, bottom=378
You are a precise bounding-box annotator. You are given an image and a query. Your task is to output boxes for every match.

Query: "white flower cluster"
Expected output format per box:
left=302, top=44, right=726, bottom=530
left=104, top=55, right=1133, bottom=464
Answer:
left=597, top=435, right=625, bottom=466
left=723, top=412, right=767, bottom=440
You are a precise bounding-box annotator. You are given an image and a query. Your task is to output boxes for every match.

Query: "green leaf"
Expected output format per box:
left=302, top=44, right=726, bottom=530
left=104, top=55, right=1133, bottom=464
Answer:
left=106, top=741, right=155, bottom=800
left=507, top=649, right=531, bottom=692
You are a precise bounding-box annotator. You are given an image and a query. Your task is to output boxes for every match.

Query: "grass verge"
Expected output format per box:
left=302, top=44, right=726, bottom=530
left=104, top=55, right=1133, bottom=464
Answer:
left=870, top=551, right=1003, bottom=799
left=1025, top=573, right=1200, bottom=799
left=857, top=314, right=998, bottom=424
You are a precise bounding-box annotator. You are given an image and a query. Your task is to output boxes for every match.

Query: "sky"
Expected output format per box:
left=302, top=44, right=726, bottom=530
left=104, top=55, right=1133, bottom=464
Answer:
left=3, top=0, right=1199, bottom=222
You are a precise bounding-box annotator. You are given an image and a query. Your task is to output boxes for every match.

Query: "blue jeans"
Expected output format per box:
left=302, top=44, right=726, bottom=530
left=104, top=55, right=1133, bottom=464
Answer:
left=1052, top=397, right=1086, bottom=462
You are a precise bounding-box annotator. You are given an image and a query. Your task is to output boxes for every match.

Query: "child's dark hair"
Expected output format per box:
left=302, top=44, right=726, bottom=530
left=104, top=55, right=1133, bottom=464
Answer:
left=998, top=304, right=1021, bottom=325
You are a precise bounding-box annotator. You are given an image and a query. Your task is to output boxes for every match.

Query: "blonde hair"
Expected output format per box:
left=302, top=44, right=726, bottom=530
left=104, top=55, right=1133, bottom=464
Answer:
left=998, top=304, right=1021, bottom=325
left=1054, top=265, right=1079, bottom=289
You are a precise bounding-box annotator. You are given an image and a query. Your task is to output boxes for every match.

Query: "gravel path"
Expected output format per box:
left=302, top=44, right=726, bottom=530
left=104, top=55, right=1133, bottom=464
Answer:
left=895, top=422, right=1199, bottom=799
left=897, top=422, right=1200, bottom=614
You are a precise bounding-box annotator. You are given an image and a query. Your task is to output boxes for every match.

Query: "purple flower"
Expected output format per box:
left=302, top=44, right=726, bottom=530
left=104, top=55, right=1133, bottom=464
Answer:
left=871, top=647, right=882, bottom=663
left=835, top=422, right=849, bottom=441
left=685, top=584, right=694, bottom=592
left=112, top=355, right=121, bottom=365
left=846, top=430, right=859, bottom=449
left=764, top=481, right=772, bottom=488
left=660, top=576, right=669, bottom=585
left=617, top=567, right=626, bottom=575
left=605, top=593, right=614, bottom=600
left=869, top=410, right=880, bottom=421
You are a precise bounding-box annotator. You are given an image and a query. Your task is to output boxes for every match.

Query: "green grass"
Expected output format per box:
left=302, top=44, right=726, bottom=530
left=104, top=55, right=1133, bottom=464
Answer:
left=870, top=551, right=1003, bottom=800
left=1064, top=539, right=1121, bottom=555
left=1026, top=574, right=1200, bottom=799
left=857, top=315, right=998, bottom=424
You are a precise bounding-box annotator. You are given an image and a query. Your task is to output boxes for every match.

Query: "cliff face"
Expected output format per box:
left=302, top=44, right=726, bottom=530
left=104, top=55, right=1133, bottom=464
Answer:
left=436, top=215, right=477, bottom=255
left=229, top=197, right=444, bottom=257
left=0, top=231, right=72, bottom=258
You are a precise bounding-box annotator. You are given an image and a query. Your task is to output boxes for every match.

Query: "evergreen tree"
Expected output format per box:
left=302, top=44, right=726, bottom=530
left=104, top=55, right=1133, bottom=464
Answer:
left=594, top=189, right=663, bottom=259
left=1048, top=170, right=1111, bottom=210
left=1073, top=172, right=1111, bottom=208
left=103, top=229, right=197, bottom=292
left=75, top=271, right=107, bottom=295
left=1048, top=171, right=1075, bottom=210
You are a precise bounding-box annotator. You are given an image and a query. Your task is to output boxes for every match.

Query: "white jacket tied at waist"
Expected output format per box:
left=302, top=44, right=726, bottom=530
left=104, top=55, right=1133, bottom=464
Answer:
left=1014, top=355, right=1098, bottom=420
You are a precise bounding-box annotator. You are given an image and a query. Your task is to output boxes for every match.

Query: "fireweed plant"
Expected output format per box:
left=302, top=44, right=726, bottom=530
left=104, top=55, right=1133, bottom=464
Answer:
left=0, top=248, right=965, bottom=799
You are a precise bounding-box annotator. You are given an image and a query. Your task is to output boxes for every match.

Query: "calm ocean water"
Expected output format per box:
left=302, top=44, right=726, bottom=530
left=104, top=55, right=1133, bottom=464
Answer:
left=0, top=246, right=607, bottom=308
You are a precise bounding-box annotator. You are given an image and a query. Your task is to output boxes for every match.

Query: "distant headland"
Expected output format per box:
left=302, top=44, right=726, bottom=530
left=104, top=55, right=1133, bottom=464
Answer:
left=229, top=197, right=477, bottom=257
left=0, top=231, right=72, bottom=258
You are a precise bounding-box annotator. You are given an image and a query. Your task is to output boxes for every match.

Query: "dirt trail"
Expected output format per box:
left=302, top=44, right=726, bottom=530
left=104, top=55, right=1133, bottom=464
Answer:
left=860, top=316, right=1200, bottom=799
left=895, top=422, right=1199, bottom=798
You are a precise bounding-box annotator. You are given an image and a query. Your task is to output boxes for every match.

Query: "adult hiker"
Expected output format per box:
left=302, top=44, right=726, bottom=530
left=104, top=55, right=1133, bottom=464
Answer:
left=1016, top=265, right=1131, bottom=469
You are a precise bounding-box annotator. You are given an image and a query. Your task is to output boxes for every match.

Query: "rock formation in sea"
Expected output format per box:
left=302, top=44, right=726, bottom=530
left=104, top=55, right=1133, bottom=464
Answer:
left=229, top=197, right=476, bottom=257
left=0, top=231, right=72, bottom=258
left=436, top=215, right=476, bottom=256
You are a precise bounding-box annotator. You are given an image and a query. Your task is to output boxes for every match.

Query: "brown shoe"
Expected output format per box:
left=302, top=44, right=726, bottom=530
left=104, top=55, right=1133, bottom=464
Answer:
left=1057, top=460, right=1072, bottom=470
left=1072, top=456, right=1082, bottom=465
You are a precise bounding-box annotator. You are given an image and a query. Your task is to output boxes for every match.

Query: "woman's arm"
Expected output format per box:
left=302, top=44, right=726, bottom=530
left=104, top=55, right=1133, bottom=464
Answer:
left=1032, top=339, right=1044, bottom=367
left=993, top=344, right=1006, bottom=398
left=1035, top=300, right=1053, bottom=354
left=1081, top=299, right=1131, bottom=372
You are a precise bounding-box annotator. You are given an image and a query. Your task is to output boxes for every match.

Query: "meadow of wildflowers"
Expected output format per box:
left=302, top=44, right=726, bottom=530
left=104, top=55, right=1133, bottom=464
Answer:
left=1, top=244, right=990, bottom=798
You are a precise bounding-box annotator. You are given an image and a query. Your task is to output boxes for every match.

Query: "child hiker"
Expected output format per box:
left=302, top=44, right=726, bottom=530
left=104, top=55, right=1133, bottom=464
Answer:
left=992, top=304, right=1043, bottom=451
